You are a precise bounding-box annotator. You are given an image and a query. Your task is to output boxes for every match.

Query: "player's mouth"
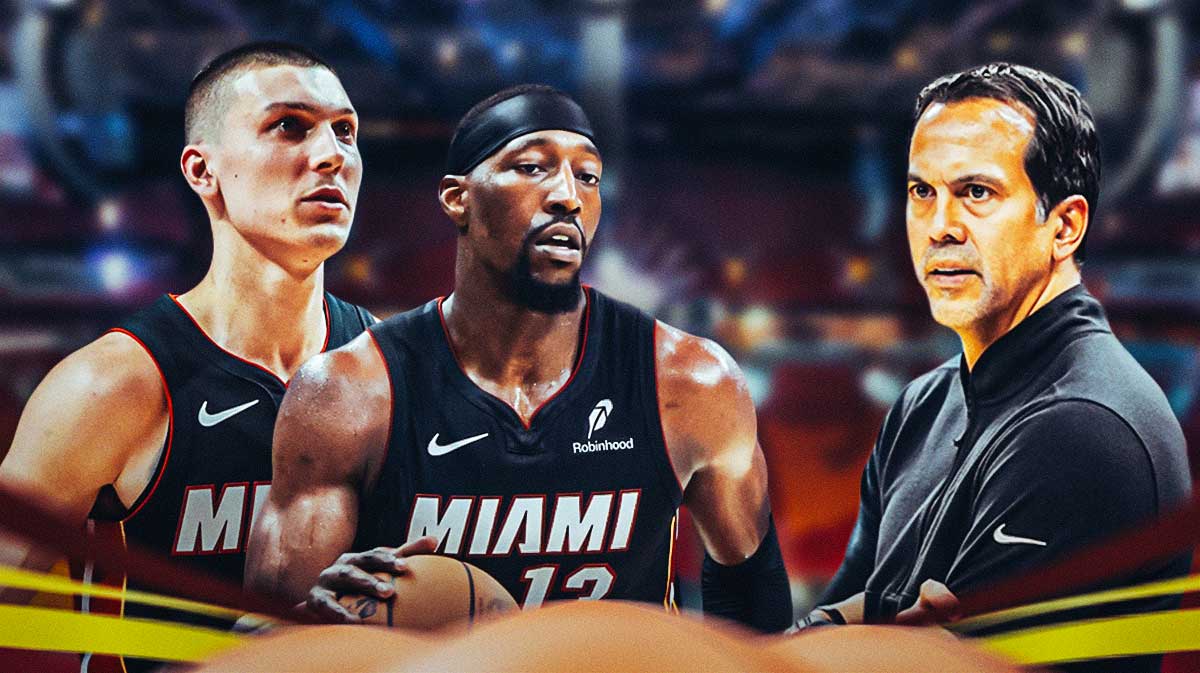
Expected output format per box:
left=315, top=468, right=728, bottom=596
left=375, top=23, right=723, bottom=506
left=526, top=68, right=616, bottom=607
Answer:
left=925, top=263, right=980, bottom=288
left=299, top=186, right=350, bottom=210
left=531, top=222, right=583, bottom=264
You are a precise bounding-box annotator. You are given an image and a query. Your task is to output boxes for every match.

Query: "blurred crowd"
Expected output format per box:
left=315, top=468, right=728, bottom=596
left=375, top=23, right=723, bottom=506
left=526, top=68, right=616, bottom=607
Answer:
left=0, top=0, right=1198, bottom=620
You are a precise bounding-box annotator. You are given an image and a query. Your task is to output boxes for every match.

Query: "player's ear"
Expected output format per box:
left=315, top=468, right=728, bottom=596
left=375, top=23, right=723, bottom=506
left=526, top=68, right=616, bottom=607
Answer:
left=439, top=175, right=469, bottom=234
left=181, top=145, right=218, bottom=199
left=1048, top=194, right=1088, bottom=264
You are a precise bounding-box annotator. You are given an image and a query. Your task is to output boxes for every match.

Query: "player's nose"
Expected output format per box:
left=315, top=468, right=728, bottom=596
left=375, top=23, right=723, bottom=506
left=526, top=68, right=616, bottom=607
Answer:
left=928, top=195, right=967, bottom=244
left=543, top=160, right=582, bottom=215
left=309, top=124, right=347, bottom=174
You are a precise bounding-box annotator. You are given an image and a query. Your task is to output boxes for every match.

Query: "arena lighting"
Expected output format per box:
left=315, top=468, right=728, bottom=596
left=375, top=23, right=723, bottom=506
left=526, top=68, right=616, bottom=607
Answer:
left=1122, top=0, right=1167, bottom=10
left=96, top=197, right=122, bottom=232
left=89, top=248, right=133, bottom=293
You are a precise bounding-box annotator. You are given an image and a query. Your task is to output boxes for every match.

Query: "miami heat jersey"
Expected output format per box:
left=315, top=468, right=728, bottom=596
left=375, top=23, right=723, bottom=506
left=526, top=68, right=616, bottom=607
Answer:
left=89, top=293, right=372, bottom=588
left=358, top=288, right=684, bottom=610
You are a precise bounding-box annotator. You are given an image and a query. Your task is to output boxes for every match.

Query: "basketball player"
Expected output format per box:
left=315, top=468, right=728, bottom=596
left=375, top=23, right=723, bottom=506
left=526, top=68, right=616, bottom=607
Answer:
left=806, top=63, right=1190, bottom=673
left=245, top=85, right=793, bottom=632
left=0, top=41, right=376, bottom=669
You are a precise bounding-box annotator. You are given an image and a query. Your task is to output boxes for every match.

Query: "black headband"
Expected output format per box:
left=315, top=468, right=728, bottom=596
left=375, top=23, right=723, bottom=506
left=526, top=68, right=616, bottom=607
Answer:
left=446, top=90, right=596, bottom=175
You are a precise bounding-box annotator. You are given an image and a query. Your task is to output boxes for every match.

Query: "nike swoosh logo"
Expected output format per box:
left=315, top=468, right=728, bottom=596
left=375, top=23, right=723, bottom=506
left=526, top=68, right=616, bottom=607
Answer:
left=427, top=432, right=489, bottom=456
left=992, top=523, right=1047, bottom=546
left=198, top=399, right=260, bottom=427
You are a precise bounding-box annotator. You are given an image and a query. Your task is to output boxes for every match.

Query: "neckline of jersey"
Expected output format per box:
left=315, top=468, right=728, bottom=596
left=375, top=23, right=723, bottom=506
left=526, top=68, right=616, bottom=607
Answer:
left=435, top=287, right=594, bottom=431
left=167, top=293, right=332, bottom=388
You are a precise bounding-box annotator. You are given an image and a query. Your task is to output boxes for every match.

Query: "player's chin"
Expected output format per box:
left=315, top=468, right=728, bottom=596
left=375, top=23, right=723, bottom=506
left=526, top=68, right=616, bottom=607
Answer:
left=926, top=295, right=985, bottom=331
left=531, top=265, right=582, bottom=287
left=527, top=252, right=585, bottom=280
left=296, top=223, right=352, bottom=253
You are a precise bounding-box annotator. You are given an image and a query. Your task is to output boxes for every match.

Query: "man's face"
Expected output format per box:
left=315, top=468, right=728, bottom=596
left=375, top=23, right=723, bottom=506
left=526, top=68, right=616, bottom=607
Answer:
left=464, top=129, right=602, bottom=312
left=906, top=97, right=1054, bottom=336
left=207, top=64, right=361, bottom=266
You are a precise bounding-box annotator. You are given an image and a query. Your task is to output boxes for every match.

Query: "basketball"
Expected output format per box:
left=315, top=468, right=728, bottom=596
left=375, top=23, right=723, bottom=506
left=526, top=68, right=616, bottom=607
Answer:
left=187, top=624, right=434, bottom=673
left=336, top=554, right=516, bottom=632
left=765, top=625, right=1027, bottom=673
left=384, top=600, right=815, bottom=673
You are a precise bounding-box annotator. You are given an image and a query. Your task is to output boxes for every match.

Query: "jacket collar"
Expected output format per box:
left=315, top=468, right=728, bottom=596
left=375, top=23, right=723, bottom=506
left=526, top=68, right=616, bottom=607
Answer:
left=958, top=284, right=1111, bottom=405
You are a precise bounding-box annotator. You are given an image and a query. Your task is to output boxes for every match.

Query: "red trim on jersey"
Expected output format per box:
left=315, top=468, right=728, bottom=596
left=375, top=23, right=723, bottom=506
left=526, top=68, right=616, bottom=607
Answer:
left=366, top=329, right=395, bottom=458
left=106, top=328, right=175, bottom=524
left=167, top=294, right=332, bottom=388
left=320, top=298, right=332, bottom=352
left=435, top=289, right=592, bottom=430
left=663, top=513, right=678, bottom=611
left=651, top=322, right=685, bottom=497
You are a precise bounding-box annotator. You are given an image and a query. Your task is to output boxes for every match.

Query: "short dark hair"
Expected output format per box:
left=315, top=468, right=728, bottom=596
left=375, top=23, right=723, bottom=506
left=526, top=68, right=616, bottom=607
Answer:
left=913, top=62, right=1101, bottom=261
left=450, top=84, right=574, bottom=147
left=184, top=41, right=336, bottom=143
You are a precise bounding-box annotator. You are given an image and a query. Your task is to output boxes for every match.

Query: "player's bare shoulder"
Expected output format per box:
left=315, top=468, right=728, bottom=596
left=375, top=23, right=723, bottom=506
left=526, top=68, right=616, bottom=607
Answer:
left=654, top=321, right=749, bottom=400
left=2, top=330, right=167, bottom=503
left=58, top=330, right=166, bottom=409
left=272, top=330, right=392, bottom=488
left=653, top=321, right=756, bottom=485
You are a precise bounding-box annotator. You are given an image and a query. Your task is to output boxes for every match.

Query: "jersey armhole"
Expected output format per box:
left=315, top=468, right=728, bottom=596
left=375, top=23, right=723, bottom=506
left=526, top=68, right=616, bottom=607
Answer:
left=103, top=328, right=175, bottom=524
left=648, top=321, right=685, bottom=505
left=363, top=328, right=396, bottom=497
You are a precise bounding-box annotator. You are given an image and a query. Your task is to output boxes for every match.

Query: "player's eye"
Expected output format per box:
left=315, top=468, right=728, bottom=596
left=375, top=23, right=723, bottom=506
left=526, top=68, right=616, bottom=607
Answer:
left=333, top=121, right=356, bottom=141
left=516, top=164, right=544, bottom=175
left=909, top=183, right=934, bottom=200
left=271, top=116, right=305, bottom=137
left=966, top=184, right=993, bottom=200
left=576, top=171, right=600, bottom=186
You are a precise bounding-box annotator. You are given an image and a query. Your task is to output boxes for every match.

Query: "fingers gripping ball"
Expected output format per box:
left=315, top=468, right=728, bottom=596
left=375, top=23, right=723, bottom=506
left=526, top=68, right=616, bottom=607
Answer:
left=767, top=624, right=1029, bottom=673
left=336, top=555, right=516, bottom=632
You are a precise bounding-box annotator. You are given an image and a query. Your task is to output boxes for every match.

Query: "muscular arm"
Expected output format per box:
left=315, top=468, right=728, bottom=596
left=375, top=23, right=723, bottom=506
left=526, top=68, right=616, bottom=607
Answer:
left=0, top=332, right=167, bottom=601
left=656, top=322, right=791, bottom=631
left=244, top=332, right=391, bottom=605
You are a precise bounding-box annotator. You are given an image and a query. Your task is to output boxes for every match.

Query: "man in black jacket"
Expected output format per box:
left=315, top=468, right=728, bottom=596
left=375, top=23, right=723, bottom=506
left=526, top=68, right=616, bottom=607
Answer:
left=811, top=63, right=1191, bottom=672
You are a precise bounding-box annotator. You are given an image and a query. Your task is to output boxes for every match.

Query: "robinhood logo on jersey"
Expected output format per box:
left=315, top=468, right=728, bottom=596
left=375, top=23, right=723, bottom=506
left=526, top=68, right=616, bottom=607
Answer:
left=574, top=399, right=634, bottom=454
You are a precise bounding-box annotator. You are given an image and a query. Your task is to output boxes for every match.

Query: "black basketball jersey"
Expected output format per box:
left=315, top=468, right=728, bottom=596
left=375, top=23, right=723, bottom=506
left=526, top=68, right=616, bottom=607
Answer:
left=358, top=287, right=684, bottom=610
left=79, top=294, right=370, bottom=635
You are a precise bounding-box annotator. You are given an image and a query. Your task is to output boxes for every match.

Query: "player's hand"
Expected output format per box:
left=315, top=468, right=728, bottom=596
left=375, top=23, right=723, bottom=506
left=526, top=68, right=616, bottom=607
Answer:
left=895, top=579, right=961, bottom=626
left=302, top=536, right=439, bottom=623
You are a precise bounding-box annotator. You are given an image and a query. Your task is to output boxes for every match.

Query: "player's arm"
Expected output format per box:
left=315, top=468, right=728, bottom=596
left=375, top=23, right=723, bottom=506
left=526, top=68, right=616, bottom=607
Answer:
left=656, top=322, right=792, bottom=632
left=244, top=333, right=396, bottom=617
left=0, top=332, right=167, bottom=602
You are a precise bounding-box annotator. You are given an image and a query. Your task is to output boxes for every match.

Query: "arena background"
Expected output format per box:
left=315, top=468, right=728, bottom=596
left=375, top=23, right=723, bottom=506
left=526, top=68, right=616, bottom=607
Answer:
left=0, top=0, right=1198, bottom=667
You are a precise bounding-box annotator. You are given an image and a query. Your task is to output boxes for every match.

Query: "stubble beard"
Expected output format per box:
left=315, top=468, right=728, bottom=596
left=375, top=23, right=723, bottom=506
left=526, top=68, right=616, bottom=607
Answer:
left=508, top=247, right=585, bottom=314
left=925, top=276, right=1003, bottom=335
left=505, top=225, right=588, bottom=314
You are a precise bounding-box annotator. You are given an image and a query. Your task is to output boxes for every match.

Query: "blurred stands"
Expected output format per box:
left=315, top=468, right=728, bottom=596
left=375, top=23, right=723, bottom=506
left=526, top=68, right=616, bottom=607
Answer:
left=0, top=3, right=1196, bottom=644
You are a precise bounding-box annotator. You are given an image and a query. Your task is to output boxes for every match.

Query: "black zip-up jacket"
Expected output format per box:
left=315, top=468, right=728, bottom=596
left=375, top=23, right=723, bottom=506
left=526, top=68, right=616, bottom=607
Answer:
left=824, top=285, right=1191, bottom=672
